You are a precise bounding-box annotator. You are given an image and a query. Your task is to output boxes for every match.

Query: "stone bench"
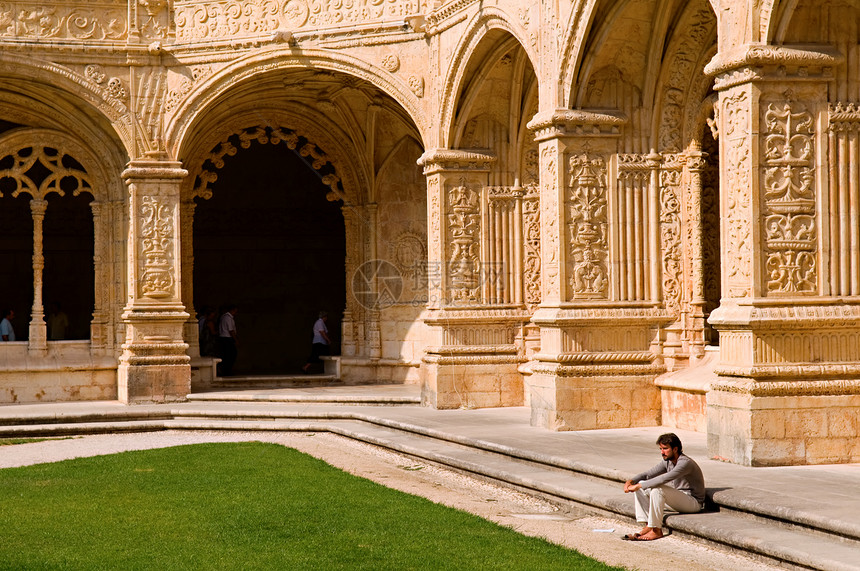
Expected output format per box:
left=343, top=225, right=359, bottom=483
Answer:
left=320, top=355, right=341, bottom=379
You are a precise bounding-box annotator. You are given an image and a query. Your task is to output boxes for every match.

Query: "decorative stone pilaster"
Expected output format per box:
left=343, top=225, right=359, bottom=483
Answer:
left=705, top=46, right=860, bottom=465
left=685, top=144, right=708, bottom=359
left=417, top=149, right=527, bottom=409
left=118, top=154, right=190, bottom=404
left=341, top=204, right=361, bottom=357
left=179, top=199, right=199, bottom=359
left=525, top=110, right=670, bottom=431
left=89, top=201, right=110, bottom=352
left=28, top=199, right=48, bottom=355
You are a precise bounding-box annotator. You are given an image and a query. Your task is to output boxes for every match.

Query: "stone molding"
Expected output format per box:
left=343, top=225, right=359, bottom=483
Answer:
left=709, top=302, right=860, bottom=329
left=533, top=351, right=655, bottom=364
left=422, top=307, right=531, bottom=325
left=422, top=353, right=522, bottom=365
left=531, top=305, right=672, bottom=326
left=710, top=378, right=860, bottom=397
left=425, top=345, right=518, bottom=355
left=530, top=362, right=665, bottom=377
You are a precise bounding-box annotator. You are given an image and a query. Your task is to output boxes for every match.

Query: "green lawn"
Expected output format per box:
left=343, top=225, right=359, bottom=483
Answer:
left=0, top=442, right=622, bottom=570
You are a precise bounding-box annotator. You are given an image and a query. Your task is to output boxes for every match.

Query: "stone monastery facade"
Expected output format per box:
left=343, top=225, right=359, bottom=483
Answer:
left=1, top=0, right=859, bottom=466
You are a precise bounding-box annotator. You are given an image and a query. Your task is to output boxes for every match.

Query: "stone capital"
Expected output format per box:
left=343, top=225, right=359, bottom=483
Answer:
left=706, top=45, right=840, bottom=90
left=527, top=109, right=626, bottom=142
left=417, top=148, right=496, bottom=174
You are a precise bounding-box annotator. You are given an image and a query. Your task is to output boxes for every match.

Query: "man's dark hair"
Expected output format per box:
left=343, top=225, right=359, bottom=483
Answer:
left=1, top=309, right=9, bottom=319
left=656, top=433, right=683, bottom=454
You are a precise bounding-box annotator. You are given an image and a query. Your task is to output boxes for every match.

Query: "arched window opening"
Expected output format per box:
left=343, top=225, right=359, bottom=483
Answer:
left=0, top=138, right=95, bottom=349
left=44, top=192, right=94, bottom=340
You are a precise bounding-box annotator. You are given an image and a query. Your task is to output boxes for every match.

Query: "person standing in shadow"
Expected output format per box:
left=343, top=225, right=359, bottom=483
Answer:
left=217, top=304, right=239, bottom=376
left=302, top=311, right=330, bottom=373
left=0, top=309, right=15, bottom=341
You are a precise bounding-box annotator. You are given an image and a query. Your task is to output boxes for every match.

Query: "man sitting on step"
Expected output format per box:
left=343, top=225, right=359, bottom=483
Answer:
left=622, top=432, right=706, bottom=541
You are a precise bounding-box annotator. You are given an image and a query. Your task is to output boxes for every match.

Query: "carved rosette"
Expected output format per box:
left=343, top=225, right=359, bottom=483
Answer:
left=447, top=182, right=481, bottom=304
left=660, top=155, right=684, bottom=316
left=139, top=195, right=175, bottom=298
left=762, top=102, right=817, bottom=294
left=566, top=153, right=609, bottom=299
left=722, top=88, right=753, bottom=297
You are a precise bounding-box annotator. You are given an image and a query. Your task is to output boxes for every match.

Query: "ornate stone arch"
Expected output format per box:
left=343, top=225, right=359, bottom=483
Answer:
left=0, top=53, right=134, bottom=155
left=652, top=1, right=718, bottom=153
left=178, top=110, right=368, bottom=341
left=165, top=47, right=428, bottom=156
left=0, top=128, right=121, bottom=351
left=179, top=107, right=366, bottom=206
left=439, top=7, right=537, bottom=148
left=559, top=0, right=600, bottom=109
left=0, top=128, right=110, bottom=201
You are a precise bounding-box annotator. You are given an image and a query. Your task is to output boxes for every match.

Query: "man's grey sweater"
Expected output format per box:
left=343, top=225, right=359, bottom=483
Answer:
left=631, top=453, right=706, bottom=504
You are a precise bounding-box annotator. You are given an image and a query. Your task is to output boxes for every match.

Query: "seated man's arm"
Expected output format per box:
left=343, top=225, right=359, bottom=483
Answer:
left=624, top=462, right=666, bottom=492
left=638, top=457, right=695, bottom=489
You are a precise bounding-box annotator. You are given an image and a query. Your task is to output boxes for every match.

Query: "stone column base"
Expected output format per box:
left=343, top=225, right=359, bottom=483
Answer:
left=708, top=379, right=860, bottom=466
left=527, top=363, right=661, bottom=430
left=117, top=309, right=190, bottom=404
left=421, top=354, right=523, bottom=409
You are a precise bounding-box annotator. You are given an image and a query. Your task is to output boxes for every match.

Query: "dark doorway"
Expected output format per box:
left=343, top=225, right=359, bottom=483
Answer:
left=193, top=140, right=346, bottom=375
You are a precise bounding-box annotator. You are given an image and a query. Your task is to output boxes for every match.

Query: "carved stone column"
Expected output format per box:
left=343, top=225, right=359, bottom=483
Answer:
left=685, top=144, right=708, bottom=359
left=118, top=154, right=190, bottom=403
left=418, top=149, right=527, bottom=409
left=28, top=198, right=48, bottom=355
left=525, top=110, right=670, bottom=431
left=179, top=199, right=199, bottom=359
left=340, top=205, right=357, bottom=357
left=89, top=200, right=110, bottom=352
left=705, top=46, right=860, bottom=465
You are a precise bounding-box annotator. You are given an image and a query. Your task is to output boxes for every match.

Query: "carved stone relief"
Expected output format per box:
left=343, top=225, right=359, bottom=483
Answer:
left=540, top=144, right=560, bottom=302
left=0, top=1, right=127, bottom=39
left=522, top=183, right=541, bottom=311
left=138, top=0, right=169, bottom=39
left=139, top=195, right=175, bottom=298
left=447, top=181, right=481, bottom=304
left=761, top=101, right=817, bottom=294
left=174, top=0, right=421, bottom=41
left=193, top=125, right=343, bottom=202
left=566, top=152, right=609, bottom=300
left=660, top=154, right=684, bottom=316
left=722, top=88, right=753, bottom=298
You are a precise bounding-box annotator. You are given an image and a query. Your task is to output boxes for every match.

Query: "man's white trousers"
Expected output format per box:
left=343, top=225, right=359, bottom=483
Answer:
left=634, top=485, right=702, bottom=527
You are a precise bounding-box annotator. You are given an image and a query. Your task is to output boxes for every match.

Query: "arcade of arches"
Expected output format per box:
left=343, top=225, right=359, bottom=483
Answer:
left=0, top=0, right=859, bottom=466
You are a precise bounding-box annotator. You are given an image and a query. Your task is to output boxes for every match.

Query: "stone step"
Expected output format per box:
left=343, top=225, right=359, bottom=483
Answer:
left=188, top=384, right=421, bottom=406
left=209, top=374, right=339, bottom=389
